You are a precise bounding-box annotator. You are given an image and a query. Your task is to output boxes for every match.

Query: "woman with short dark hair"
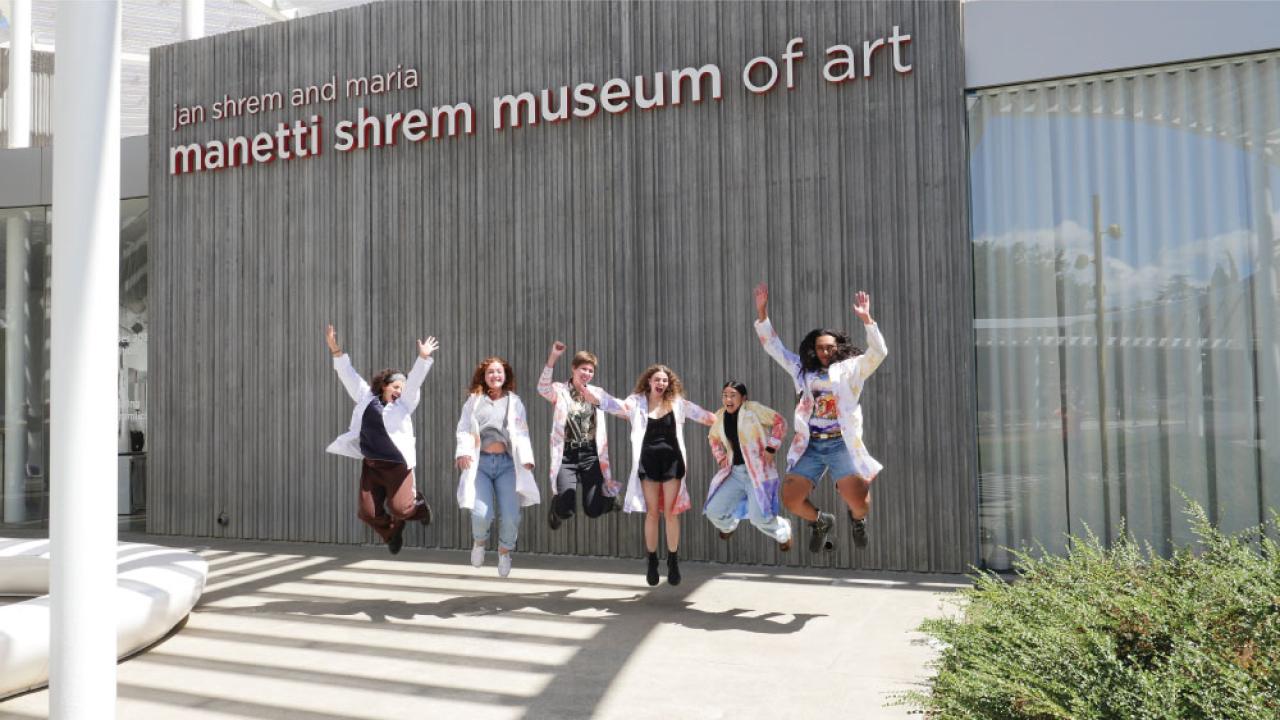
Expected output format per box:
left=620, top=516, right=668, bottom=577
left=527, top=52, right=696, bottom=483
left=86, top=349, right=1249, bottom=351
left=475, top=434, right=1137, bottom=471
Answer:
left=324, top=324, right=437, bottom=555
left=704, top=381, right=792, bottom=551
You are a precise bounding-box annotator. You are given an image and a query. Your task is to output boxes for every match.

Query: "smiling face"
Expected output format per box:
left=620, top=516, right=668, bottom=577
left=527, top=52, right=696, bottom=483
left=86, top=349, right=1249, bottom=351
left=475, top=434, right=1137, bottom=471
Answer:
left=572, top=362, right=595, bottom=386
left=648, top=370, right=670, bottom=397
left=382, top=379, right=405, bottom=404
left=484, top=362, right=506, bottom=393
left=721, top=386, right=744, bottom=413
left=814, top=334, right=839, bottom=367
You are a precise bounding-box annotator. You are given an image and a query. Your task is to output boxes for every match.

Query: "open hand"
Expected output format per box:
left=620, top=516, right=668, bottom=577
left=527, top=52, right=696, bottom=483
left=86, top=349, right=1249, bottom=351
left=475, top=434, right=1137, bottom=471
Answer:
left=852, top=291, right=872, bottom=324
left=753, top=282, right=769, bottom=321
left=573, top=380, right=600, bottom=405
left=455, top=456, right=472, bottom=470
left=325, top=324, right=341, bottom=355
left=418, top=336, right=439, bottom=359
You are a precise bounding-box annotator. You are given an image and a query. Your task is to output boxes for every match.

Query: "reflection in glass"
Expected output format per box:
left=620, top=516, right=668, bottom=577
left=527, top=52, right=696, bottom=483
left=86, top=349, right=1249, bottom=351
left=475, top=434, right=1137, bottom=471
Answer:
left=970, top=52, right=1280, bottom=570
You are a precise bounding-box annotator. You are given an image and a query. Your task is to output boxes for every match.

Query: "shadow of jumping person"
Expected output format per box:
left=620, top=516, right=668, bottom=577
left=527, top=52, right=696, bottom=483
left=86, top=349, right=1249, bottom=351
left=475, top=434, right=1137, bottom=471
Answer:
left=216, top=588, right=823, bottom=635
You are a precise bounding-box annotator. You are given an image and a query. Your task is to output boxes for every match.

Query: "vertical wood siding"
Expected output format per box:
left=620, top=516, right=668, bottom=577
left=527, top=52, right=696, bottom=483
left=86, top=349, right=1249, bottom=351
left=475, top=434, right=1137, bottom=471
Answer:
left=149, top=0, right=976, bottom=572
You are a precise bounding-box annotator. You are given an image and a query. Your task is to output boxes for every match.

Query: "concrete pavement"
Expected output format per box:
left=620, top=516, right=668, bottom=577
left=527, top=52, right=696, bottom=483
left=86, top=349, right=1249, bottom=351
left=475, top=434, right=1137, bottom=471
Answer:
left=0, top=537, right=966, bottom=719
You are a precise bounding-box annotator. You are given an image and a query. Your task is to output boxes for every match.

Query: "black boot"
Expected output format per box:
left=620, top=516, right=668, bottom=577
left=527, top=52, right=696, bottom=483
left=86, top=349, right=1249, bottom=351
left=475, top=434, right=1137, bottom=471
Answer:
left=646, top=552, right=660, bottom=586
left=666, top=551, right=681, bottom=586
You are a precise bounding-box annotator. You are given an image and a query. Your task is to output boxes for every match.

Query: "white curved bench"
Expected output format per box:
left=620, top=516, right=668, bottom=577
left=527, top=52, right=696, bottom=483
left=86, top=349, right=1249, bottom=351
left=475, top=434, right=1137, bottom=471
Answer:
left=0, top=538, right=208, bottom=699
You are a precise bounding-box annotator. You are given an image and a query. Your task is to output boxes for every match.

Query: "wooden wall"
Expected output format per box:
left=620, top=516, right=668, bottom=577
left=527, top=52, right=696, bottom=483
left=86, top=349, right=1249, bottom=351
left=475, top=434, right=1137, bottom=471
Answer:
left=148, top=0, right=976, bottom=572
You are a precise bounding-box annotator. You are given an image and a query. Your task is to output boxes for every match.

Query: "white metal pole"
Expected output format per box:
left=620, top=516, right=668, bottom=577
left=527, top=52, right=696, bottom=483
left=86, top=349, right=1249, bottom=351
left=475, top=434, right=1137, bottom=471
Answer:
left=50, top=2, right=121, bottom=717
left=7, top=0, right=32, bottom=147
left=3, top=0, right=34, bottom=524
left=3, top=212, right=30, bottom=523
left=182, top=0, right=205, bottom=40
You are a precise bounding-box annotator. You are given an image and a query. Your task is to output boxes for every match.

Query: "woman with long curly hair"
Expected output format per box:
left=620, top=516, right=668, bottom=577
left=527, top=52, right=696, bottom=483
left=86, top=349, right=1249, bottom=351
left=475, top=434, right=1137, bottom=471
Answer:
left=753, top=283, right=887, bottom=554
left=597, top=364, right=715, bottom=586
left=324, top=324, right=437, bottom=555
left=454, top=357, right=539, bottom=578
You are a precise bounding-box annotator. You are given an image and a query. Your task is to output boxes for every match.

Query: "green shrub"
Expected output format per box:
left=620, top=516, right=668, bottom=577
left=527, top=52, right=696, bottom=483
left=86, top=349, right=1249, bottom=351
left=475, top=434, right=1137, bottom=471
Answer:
left=901, top=505, right=1280, bottom=719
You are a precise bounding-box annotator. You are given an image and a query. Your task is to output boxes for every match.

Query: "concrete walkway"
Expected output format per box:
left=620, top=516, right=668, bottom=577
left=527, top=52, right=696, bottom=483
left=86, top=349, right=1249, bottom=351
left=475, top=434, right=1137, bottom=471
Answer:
left=0, top=538, right=966, bottom=719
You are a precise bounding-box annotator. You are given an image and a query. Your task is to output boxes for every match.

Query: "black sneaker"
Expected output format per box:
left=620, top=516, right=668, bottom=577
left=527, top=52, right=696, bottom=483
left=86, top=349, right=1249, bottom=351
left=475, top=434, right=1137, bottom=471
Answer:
left=387, top=526, right=404, bottom=555
left=808, top=512, right=835, bottom=553
left=666, top=553, right=682, bottom=586
left=849, top=511, right=868, bottom=548
left=418, top=501, right=433, bottom=527
left=548, top=504, right=563, bottom=531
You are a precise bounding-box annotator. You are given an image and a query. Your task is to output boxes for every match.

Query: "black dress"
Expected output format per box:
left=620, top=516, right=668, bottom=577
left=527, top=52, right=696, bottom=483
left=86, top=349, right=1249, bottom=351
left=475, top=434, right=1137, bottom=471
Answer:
left=638, top=412, right=685, bottom=480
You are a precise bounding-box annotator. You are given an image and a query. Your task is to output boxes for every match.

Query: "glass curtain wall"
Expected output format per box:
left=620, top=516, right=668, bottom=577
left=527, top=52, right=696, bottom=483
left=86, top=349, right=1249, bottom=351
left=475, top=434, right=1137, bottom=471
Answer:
left=0, top=199, right=148, bottom=530
left=969, top=51, right=1280, bottom=570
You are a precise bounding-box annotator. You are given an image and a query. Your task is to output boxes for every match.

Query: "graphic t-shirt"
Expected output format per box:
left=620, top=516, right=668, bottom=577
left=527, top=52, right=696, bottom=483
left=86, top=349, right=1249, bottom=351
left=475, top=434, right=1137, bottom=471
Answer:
left=806, top=370, right=841, bottom=434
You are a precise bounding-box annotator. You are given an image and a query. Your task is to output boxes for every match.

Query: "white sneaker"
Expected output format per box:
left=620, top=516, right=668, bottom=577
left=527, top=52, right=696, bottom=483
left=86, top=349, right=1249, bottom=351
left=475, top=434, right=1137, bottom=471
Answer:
left=497, top=552, right=512, bottom=578
left=470, top=544, right=485, bottom=568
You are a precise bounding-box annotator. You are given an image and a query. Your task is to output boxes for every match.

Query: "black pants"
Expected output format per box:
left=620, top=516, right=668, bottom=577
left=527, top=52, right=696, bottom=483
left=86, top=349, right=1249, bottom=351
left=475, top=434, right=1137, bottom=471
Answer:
left=552, top=445, right=612, bottom=519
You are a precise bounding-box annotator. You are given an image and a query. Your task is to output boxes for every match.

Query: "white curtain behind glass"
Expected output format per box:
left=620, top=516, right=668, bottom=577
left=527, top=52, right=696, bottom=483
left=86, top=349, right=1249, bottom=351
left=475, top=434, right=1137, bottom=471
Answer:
left=969, top=52, right=1280, bottom=570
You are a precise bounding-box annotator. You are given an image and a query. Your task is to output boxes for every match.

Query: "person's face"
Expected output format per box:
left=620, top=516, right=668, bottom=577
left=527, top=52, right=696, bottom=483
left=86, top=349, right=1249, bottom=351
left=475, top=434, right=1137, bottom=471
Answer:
left=382, top=379, right=405, bottom=404
left=648, top=371, right=670, bottom=396
left=721, top=387, right=744, bottom=413
left=484, top=362, right=506, bottom=391
left=815, top=335, right=839, bottom=367
left=573, top=362, right=595, bottom=386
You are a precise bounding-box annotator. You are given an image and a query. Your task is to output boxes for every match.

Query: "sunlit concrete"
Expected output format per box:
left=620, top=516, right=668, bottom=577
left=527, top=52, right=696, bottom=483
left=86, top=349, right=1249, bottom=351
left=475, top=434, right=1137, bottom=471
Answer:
left=0, top=537, right=965, bottom=719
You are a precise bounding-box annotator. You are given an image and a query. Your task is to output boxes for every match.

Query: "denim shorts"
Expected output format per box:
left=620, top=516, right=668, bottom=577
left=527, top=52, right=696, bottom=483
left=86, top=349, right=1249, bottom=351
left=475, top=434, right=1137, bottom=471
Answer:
left=789, top=436, right=855, bottom=483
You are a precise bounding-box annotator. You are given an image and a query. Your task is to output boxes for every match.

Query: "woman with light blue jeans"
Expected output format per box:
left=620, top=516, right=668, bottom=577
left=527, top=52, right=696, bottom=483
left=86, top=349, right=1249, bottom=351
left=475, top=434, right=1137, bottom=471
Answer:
left=704, top=381, right=792, bottom=551
left=454, top=357, right=540, bottom=578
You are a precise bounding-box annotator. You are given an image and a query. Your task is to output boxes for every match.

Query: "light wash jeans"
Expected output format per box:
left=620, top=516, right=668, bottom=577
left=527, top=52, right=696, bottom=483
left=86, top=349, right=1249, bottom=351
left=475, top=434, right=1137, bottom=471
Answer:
left=472, top=452, right=520, bottom=551
left=704, top=465, right=791, bottom=544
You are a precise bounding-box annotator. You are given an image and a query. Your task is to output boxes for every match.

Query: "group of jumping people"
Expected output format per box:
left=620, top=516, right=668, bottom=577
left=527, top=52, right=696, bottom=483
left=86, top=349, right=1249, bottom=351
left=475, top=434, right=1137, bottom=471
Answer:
left=325, top=284, right=887, bottom=583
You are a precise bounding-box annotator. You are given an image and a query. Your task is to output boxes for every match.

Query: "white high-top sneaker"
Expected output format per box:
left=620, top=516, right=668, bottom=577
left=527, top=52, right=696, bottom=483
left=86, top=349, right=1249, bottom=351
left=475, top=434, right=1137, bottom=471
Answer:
left=497, top=552, right=512, bottom=578
left=471, top=543, right=485, bottom=568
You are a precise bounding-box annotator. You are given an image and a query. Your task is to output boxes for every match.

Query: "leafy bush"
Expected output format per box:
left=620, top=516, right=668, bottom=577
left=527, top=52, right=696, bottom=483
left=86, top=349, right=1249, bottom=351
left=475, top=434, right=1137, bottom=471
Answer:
left=902, top=505, right=1280, bottom=719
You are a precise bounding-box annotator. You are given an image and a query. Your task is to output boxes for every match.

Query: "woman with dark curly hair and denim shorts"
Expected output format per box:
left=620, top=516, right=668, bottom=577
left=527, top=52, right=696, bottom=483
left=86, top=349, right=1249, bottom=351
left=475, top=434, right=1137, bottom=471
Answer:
left=752, top=283, right=887, bottom=553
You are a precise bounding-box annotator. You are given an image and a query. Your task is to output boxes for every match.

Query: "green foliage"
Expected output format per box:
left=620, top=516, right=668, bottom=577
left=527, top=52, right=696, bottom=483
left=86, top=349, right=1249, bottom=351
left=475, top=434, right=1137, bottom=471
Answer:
left=901, top=505, right=1280, bottom=719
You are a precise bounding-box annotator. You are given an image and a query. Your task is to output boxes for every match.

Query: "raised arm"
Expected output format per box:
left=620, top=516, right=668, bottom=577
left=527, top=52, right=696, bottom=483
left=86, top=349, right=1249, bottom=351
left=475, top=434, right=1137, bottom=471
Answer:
left=397, top=335, right=438, bottom=413
left=537, top=341, right=565, bottom=402
left=752, top=283, right=803, bottom=384
left=327, top=324, right=369, bottom=401
left=852, top=291, right=887, bottom=379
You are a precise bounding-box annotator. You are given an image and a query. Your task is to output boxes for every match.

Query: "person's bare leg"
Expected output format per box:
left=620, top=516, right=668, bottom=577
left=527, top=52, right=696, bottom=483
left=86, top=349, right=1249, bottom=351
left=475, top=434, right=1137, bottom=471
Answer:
left=835, top=474, right=872, bottom=519
left=782, top=474, right=818, bottom=521
left=642, top=480, right=662, bottom=553
left=661, top=479, right=682, bottom=553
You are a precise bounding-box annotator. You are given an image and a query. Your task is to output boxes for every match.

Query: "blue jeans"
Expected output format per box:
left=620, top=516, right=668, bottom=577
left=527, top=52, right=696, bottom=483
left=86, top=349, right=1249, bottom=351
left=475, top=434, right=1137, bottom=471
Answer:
left=704, top=465, right=792, bottom=544
left=472, top=452, right=520, bottom=551
left=789, top=436, right=854, bottom=483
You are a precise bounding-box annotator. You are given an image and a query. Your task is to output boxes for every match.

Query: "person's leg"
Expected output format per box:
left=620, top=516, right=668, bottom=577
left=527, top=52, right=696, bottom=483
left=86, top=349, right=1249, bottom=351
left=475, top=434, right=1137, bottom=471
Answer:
left=471, top=457, right=496, bottom=546
left=580, top=453, right=611, bottom=518
left=744, top=475, right=792, bottom=546
left=662, top=479, right=683, bottom=585
left=835, top=474, right=872, bottom=520
left=781, top=474, right=818, bottom=521
left=835, top=473, right=874, bottom=547
left=704, top=469, right=749, bottom=537
left=357, top=463, right=395, bottom=542
left=642, top=480, right=662, bottom=552
left=493, top=454, right=521, bottom=554
left=550, top=454, right=579, bottom=525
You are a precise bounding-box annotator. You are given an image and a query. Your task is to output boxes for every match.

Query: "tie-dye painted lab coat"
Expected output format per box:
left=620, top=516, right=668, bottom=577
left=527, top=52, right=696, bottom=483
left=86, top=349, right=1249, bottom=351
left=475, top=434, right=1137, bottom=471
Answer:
left=705, top=400, right=788, bottom=519
left=754, top=318, right=888, bottom=480
left=597, top=393, right=716, bottom=515
left=454, top=392, right=540, bottom=510
left=536, top=366, right=620, bottom=497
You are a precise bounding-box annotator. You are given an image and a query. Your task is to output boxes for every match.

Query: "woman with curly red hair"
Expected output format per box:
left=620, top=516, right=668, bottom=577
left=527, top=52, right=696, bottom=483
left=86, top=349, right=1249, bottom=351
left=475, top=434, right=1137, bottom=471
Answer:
left=598, top=364, right=715, bottom=586
left=454, top=356, right=539, bottom=578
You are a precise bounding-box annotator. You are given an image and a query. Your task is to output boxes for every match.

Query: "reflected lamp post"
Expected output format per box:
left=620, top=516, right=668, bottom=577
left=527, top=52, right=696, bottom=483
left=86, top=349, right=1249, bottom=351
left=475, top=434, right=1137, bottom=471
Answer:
left=1076, top=193, right=1122, bottom=538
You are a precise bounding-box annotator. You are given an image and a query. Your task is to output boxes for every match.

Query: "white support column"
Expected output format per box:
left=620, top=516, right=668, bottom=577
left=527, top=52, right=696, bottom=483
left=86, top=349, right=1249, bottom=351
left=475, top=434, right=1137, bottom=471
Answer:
left=3, top=0, right=32, bottom=523
left=6, top=0, right=32, bottom=147
left=181, top=0, right=204, bottom=40
left=50, top=3, right=121, bottom=717
left=3, top=212, right=30, bottom=523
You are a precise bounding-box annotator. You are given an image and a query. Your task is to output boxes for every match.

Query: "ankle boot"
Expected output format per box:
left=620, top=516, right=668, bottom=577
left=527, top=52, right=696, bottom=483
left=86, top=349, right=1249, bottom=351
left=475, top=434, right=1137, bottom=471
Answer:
left=645, top=552, right=660, bottom=586
left=666, top=551, right=681, bottom=586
